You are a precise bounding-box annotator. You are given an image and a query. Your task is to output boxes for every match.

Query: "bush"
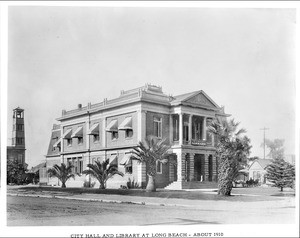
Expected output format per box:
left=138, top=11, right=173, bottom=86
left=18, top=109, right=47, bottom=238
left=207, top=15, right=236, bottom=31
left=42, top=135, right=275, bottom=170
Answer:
left=126, top=178, right=140, bottom=189
left=83, top=180, right=96, bottom=188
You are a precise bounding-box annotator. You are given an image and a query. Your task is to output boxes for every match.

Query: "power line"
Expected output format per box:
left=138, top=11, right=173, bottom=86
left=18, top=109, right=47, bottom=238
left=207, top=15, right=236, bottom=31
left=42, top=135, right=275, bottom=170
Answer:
left=260, top=127, right=269, bottom=159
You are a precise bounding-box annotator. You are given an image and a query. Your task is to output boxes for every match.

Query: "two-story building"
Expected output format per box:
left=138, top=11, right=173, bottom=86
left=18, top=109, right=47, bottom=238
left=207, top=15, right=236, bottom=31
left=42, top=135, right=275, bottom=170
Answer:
left=45, top=84, right=228, bottom=189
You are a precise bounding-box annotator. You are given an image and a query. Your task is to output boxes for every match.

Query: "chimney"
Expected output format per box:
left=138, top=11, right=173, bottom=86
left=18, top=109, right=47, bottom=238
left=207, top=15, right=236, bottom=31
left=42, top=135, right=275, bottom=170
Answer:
left=78, top=104, right=82, bottom=109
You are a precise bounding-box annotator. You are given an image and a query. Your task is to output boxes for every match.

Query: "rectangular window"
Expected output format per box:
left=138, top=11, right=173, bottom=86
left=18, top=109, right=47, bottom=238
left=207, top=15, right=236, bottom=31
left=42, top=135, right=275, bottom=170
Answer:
left=67, top=138, right=72, bottom=146
left=154, top=117, right=162, bottom=138
left=173, top=116, right=179, bottom=141
left=67, top=158, right=72, bottom=167
left=125, top=129, right=133, bottom=138
left=156, top=161, right=162, bottom=174
left=125, top=165, right=132, bottom=174
left=93, top=134, right=100, bottom=143
left=18, top=154, right=23, bottom=164
left=73, top=158, right=78, bottom=173
left=183, top=124, right=189, bottom=142
left=78, top=137, right=83, bottom=145
left=111, top=131, right=118, bottom=140
left=79, top=159, right=83, bottom=174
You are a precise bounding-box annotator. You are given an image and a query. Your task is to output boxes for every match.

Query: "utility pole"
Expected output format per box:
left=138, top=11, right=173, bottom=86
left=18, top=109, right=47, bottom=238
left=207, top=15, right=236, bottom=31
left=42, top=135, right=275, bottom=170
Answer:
left=260, top=127, right=269, bottom=159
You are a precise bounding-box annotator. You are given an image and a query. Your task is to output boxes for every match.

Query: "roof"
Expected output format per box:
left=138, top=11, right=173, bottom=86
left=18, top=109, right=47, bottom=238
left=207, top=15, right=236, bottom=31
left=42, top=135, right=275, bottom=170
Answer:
left=28, top=162, right=46, bottom=173
left=171, top=91, right=199, bottom=104
left=250, top=159, right=272, bottom=169
left=171, top=90, right=221, bottom=109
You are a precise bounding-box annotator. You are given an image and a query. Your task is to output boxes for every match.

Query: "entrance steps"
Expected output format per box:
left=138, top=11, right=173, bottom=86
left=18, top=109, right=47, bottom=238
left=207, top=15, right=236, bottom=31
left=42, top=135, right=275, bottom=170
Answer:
left=164, top=181, right=218, bottom=190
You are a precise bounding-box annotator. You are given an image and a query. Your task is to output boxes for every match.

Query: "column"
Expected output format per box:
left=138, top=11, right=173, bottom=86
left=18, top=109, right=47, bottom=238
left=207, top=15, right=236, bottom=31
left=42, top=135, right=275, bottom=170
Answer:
left=179, top=113, right=183, bottom=145
left=176, top=152, right=186, bottom=182
left=212, top=154, right=218, bottom=182
left=202, top=117, right=207, bottom=140
left=169, top=155, right=175, bottom=182
left=188, top=114, right=193, bottom=144
left=102, top=118, right=106, bottom=147
left=188, top=153, right=195, bottom=181
left=169, top=114, right=173, bottom=143
left=211, top=133, right=215, bottom=147
left=86, top=120, right=90, bottom=150
left=137, top=162, right=147, bottom=188
left=204, top=154, right=209, bottom=181
left=137, top=110, right=147, bottom=142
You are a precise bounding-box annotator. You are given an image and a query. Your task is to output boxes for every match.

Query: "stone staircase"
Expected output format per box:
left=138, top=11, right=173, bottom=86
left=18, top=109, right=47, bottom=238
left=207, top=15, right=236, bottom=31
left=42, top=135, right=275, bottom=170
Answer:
left=164, top=181, right=218, bottom=190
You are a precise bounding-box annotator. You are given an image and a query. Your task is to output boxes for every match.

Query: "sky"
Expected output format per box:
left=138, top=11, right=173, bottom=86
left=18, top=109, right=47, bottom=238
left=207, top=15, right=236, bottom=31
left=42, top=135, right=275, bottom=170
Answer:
left=6, top=6, right=296, bottom=168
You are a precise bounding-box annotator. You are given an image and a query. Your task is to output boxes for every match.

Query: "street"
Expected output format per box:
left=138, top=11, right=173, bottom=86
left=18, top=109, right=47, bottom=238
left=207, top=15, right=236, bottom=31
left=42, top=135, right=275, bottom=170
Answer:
left=7, top=195, right=295, bottom=226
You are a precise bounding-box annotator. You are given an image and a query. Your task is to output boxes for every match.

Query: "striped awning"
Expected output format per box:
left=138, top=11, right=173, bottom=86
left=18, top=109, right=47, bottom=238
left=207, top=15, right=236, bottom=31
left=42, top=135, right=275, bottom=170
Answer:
left=105, top=119, right=118, bottom=132
left=119, top=154, right=132, bottom=166
left=62, top=129, right=72, bottom=139
left=71, top=127, right=83, bottom=138
left=118, top=117, right=132, bottom=130
left=53, top=138, right=62, bottom=147
left=109, top=154, right=118, bottom=165
left=87, top=123, right=99, bottom=135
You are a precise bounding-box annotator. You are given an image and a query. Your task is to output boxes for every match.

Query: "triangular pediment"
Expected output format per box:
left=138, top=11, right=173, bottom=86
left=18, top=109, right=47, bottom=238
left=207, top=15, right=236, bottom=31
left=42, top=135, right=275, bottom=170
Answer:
left=185, top=92, right=219, bottom=108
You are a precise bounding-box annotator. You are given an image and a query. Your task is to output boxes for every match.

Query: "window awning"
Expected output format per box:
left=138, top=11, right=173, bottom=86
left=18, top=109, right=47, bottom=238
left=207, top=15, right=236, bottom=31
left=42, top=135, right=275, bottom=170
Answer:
left=118, top=117, right=132, bottom=130
left=62, top=129, right=72, bottom=139
left=119, top=154, right=132, bottom=166
left=53, top=138, right=62, bottom=147
left=71, top=127, right=83, bottom=138
left=105, top=119, right=118, bottom=132
left=109, top=154, right=118, bottom=165
left=87, top=123, right=99, bottom=135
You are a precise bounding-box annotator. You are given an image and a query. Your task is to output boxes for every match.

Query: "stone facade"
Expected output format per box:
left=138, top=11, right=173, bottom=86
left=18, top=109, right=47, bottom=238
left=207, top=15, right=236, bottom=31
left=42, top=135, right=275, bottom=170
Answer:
left=45, top=84, right=228, bottom=189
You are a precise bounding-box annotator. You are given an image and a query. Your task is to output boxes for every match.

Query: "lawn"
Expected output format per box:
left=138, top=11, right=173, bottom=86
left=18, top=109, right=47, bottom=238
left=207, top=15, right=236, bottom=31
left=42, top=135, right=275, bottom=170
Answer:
left=7, top=185, right=294, bottom=202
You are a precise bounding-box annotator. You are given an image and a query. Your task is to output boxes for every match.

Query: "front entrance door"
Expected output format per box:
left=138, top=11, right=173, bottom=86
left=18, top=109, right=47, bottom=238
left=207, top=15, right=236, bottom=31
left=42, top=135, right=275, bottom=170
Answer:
left=194, top=154, right=204, bottom=181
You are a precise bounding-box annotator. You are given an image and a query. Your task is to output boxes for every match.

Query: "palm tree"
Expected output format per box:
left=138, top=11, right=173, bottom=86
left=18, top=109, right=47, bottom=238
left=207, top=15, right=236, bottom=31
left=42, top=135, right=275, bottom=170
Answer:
left=47, top=163, right=75, bottom=188
left=132, top=136, right=171, bottom=192
left=82, top=159, right=124, bottom=189
left=208, top=118, right=251, bottom=196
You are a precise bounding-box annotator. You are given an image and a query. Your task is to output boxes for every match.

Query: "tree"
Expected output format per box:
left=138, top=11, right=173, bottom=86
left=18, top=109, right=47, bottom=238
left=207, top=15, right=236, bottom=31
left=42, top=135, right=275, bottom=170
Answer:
left=82, top=159, right=124, bottom=189
left=264, top=139, right=285, bottom=159
left=208, top=118, right=251, bottom=196
left=47, top=163, right=75, bottom=188
left=7, top=160, right=27, bottom=185
left=132, top=136, right=171, bottom=192
left=265, top=139, right=295, bottom=191
left=266, top=159, right=295, bottom=191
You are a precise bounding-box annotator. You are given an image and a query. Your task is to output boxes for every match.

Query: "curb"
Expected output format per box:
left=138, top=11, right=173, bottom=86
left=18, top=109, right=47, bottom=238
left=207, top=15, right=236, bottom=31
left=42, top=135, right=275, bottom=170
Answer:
left=7, top=193, right=188, bottom=208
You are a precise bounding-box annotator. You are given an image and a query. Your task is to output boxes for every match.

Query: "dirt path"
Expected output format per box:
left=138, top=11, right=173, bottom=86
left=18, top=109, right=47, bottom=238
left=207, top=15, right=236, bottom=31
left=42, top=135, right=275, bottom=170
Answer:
left=7, top=195, right=295, bottom=226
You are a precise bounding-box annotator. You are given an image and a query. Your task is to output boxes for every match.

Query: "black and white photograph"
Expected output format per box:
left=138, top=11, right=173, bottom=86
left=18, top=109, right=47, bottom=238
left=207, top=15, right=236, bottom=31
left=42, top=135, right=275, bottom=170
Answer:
left=0, top=1, right=299, bottom=238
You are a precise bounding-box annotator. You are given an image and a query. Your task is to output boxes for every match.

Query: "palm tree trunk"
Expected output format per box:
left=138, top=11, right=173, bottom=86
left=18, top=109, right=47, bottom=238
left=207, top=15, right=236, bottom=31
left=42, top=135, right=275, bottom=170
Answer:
left=61, top=182, right=66, bottom=188
left=146, top=174, right=156, bottom=192
left=218, top=159, right=234, bottom=196
left=99, top=181, right=106, bottom=189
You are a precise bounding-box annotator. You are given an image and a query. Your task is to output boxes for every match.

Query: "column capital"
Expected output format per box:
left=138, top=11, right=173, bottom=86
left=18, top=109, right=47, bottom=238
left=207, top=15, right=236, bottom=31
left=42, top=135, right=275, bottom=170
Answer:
left=189, top=153, right=195, bottom=157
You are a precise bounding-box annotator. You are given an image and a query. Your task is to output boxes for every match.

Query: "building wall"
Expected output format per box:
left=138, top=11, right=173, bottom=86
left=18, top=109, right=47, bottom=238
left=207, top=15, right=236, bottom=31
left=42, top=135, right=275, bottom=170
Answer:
left=106, top=112, right=138, bottom=148
left=63, top=122, right=86, bottom=153
left=155, top=162, right=170, bottom=188
left=46, top=156, right=61, bottom=186
left=146, top=111, right=170, bottom=143
left=89, top=119, right=103, bottom=151
left=248, top=161, right=266, bottom=183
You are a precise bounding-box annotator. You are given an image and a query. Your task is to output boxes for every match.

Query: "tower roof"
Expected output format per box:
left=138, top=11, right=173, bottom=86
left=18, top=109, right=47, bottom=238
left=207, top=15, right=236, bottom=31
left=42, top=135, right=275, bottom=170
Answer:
left=13, top=107, right=24, bottom=111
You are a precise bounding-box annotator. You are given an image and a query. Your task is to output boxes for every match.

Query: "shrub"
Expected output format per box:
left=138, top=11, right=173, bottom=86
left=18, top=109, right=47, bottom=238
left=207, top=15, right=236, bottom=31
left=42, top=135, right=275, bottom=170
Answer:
left=83, top=180, right=96, bottom=188
left=127, top=178, right=140, bottom=189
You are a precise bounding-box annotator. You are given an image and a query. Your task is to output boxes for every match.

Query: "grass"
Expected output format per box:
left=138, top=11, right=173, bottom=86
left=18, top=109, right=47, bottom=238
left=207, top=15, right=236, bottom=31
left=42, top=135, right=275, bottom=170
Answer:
left=7, top=185, right=294, bottom=202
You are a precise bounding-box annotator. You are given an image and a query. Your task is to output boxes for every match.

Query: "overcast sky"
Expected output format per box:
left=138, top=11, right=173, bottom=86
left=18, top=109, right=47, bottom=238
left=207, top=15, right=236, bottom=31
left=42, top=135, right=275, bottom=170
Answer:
left=7, top=7, right=296, bottom=167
